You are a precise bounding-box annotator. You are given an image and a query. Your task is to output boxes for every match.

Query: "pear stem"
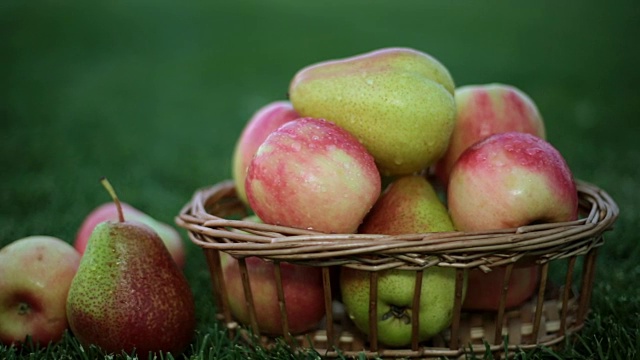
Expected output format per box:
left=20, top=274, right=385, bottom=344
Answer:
left=100, top=177, right=125, bottom=222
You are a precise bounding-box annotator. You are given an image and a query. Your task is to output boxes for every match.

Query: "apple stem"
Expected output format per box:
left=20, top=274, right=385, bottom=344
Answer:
left=100, top=177, right=125, bottom=223
left=381, top=305, right=412, bottom=324
left=18, top=302, right=30, bottom=315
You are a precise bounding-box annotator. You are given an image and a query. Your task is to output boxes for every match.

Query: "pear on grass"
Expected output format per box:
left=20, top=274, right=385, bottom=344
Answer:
left=341, top=175, right=466, bottom=347
left=66, top=178, right=196, bottom=355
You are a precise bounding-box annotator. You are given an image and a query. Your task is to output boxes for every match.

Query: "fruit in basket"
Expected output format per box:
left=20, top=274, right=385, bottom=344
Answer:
left=462, top=266, right=540, bottom=311
left=289, top=47, right=456, bottom=176
left=221, top=215, right=325, bottom=335
left=74, top=202, right=186, bottom=268
left=448, top=132, right=578, bottom=310
left=66, top=178, right=196, bottom=355
left=0, top=236, right=81, bottom=346
left=221, top=253, right=326, bottom=335
left=232, top=100, right=300, bottom=204
left=359, top=175, right=455, bottom=234
left=340, top=175, right=463, bottom=347
left=434, top=83, right=546, bottom=185
left=245, top=117, right=381, bottom=233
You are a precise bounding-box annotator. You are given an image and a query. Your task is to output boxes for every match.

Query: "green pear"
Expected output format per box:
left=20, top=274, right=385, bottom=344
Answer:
left=341, top=175, right=465, bottom=347
left=66, top=179, right=195, bottom=355
left=289, top=47, right=456, bottom=176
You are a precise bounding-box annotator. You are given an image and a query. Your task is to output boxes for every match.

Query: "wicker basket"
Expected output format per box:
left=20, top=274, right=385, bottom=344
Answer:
left=176, top=179, right=618, bottom=359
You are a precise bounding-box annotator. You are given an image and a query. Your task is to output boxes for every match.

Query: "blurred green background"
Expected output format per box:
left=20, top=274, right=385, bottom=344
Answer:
left=2, top=0, right=639, bottom=358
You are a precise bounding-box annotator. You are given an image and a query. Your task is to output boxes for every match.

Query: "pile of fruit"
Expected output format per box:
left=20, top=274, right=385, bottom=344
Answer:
left=0, top=180, right=195, bottom=355
left=0, top=46, right=581, bottom=355
left=228, top=47, right=579, bottom=347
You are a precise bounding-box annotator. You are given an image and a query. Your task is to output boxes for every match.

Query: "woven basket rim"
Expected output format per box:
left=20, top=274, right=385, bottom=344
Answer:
left=175, top=179, right=618, bottom=271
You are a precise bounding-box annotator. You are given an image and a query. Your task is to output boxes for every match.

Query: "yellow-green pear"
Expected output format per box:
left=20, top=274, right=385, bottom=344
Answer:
left=289, top=47, right=456, bottom=176
left=341, top=175, right=465, bottom=347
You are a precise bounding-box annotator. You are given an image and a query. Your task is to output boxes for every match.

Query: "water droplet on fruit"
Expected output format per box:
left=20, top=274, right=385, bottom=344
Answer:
left=526, top=147, right=539, bottom=156
left=393, top=158, right=403, bottom=165
left=366, top=78, right=374, bottom=86
left=291, top=142, right=301, bottom=151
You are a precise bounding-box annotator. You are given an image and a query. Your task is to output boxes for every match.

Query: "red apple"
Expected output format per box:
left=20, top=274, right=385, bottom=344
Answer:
left=245, top=117, right=381, bottom=233
left=221, top=253, right=325, bottom=335
left=232, top=101, right=301, bottom=204
left=447, top=132, right=578, bottom=310
left=435, top=84, right=546, bottom=185
left=462, top=266, right=540, bottom=311
left=0, top=236, right=81, bottom=346
left=75, top=202, right=186, bottom=268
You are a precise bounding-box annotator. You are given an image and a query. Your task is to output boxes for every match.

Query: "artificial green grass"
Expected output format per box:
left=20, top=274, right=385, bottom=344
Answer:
left=2, top=0, right=639, bottom=359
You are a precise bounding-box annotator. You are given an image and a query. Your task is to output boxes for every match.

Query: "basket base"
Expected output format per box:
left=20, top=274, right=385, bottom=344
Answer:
left=229, top=282, right=582, bottom=359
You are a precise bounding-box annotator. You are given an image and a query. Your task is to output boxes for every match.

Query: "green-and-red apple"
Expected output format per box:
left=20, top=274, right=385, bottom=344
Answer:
left=341, top=175, right=464, bottom=347
left=435, top=83, right=546, bottom=185
left=221, top=253, right=325, bottom=335
left=75, top=202, right=186, bottom=268
left=245, top=117, right=381, bottom=233
left=289, top=47, right=456, bottom=176
left=461, top=266, right=540, bottom=311
left=222, top=215, right=326, bottom=335
left=448, top=132, right=578, bottom=310
left=232, top=100, right=300, bottom=204
left=0, top=236, right=81, bottom=346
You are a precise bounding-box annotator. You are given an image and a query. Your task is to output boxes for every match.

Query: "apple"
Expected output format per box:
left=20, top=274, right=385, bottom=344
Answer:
left=462, top=266, right=540, bottom=311
left=75, top=202, right=186, bottom=268
left=0, top=236, right=81, bottom=346
left=447, top=132, right=578, bottom=310
left=232, top=100, right=301, bottom=204
left=341, top=175, right=463, bottom=347
left=341, top=267, right=460, bottom=347
left=221, top=252, right=325, bottom=335
left=434, top=83, right=546, bottom=185
left=245, top=117, right=381, bottom=234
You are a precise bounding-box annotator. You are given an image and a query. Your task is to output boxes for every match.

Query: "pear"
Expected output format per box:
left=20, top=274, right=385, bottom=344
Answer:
left=289, top=47, right=456, bottom=176
left=340, top=175, right=465, bottom=347
left=66, top=178, right=195, bottom=355
left=359, top=175, right=454, bottom=235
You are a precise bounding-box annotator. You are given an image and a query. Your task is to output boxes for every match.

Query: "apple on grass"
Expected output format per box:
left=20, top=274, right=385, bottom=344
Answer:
left=0, top=236, right=81, bottom=346
left=447, top=132, right=578, bottom=310
left=75, top=202, right=186, bottom=268
left=435, top=83, right=546, bottom=186
left=232, top=100, right=301, bottom=205
left=245, top=117, right=381, bottom=234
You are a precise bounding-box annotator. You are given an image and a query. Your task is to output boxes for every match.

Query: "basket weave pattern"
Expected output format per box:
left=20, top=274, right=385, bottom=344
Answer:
left=176, top=179, right=618, bottom=358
